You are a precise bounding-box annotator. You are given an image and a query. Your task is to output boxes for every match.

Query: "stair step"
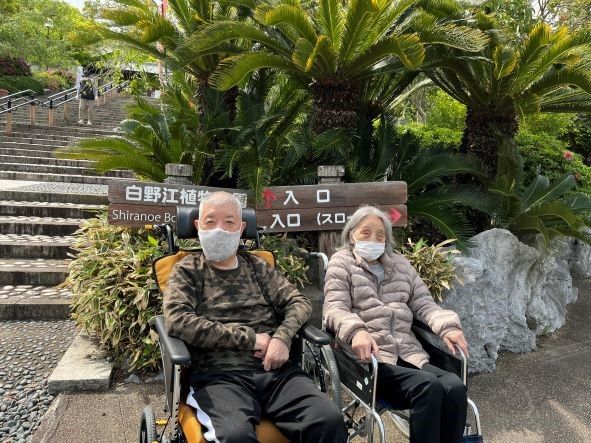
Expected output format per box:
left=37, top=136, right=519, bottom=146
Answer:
left=0, top=201, right=103, bottom=218
left=0, top=188, right=108, bottom=204
left=0, top=155, right=95, bottom=167
left=0, top=285, right=71, bottom=320
left=7, top=131, right=75, bottom=142
left=0, top=147, right=60, bottom=158
left=0, top=170, right=129, bottom=184
left=9, top=123, right=120, bottom=137
left=0, top=234, right=74, bottom=259
left=0, top=216, right=83, bottom=236
left=0, top=141, right=65, bottom=151
left=0, top=137, right=67, bottom=147
left=0, top=162, right=135, bottom=178
left=0, top=259, right=70, bottom=285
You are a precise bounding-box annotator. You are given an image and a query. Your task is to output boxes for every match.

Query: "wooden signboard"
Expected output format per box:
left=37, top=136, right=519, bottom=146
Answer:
left=107, top=180, right=407, bottom=232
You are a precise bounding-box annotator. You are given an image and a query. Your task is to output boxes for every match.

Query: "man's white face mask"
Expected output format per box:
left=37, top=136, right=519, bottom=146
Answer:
left=198, top=227, right=242, bottom=262
left=354, top=240, right=385, bottom=261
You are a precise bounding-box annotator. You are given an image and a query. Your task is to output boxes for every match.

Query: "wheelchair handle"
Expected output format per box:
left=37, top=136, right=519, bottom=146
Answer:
left=309, top=251, right=329, bottom=272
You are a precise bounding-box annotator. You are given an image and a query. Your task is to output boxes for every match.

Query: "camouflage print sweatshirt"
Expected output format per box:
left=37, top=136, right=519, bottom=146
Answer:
left=163, top=252, right=312, bottom=372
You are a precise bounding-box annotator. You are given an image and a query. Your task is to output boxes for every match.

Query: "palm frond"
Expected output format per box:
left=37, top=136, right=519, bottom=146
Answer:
left=346, top=33, right=424, bottom=76
left=259, top=4, right=317, bottom=44
left=212, top=53, right=302, bottom=90
left=338, top=0, right=380, bottom=63
left=317, top=0, right=345, bottom=51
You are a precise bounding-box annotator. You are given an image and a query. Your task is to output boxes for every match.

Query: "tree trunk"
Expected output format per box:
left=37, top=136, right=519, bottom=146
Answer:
left=310, top=78, right=359, bottom=134
left=460, top=108, right=519, bottom=175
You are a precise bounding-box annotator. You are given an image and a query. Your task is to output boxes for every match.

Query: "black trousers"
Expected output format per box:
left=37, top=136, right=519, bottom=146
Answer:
left=189, top=361, right=346, bottom=443
left=377, top=360, right=467, bottom=443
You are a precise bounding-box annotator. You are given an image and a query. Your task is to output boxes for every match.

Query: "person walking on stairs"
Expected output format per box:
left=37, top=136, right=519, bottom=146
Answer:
left=78, top=76, right=96, bottom=126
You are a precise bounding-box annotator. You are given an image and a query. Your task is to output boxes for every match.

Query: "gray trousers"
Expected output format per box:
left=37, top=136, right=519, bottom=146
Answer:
left=78, top=99, right=94, bottom=122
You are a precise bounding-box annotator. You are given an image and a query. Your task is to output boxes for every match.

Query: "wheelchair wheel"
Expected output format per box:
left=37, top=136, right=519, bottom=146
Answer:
left=389, top=410, right=410, bottom=438
left=303, top=343, right=342, bottom=408
left=139, top=405, right=157, bottom=443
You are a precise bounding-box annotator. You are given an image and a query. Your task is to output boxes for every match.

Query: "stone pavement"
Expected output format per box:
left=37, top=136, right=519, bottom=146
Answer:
left=26, top=278, right=590, bottom=443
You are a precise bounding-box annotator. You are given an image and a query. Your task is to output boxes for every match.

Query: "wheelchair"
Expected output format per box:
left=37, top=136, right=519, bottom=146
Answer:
left=316, top=262, right=484, bottom=442
left=138, top=206, right=340, bottom=443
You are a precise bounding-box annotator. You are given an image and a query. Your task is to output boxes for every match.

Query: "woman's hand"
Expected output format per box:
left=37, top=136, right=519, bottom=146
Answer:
left=351, top=330, right=379, bottom=362
left=442, top=329, right=469, bottom=358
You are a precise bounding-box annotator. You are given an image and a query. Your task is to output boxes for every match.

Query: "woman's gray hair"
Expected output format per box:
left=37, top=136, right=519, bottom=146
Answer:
left=339, top=205, right=394, bottom=251
left=199, top=191, right=242, bottom=219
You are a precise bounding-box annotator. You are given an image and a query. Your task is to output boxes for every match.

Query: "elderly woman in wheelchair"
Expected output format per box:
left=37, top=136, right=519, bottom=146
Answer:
left=324, top=205, right=482, bottom=443
left=150, top=191, right=345, bottom=443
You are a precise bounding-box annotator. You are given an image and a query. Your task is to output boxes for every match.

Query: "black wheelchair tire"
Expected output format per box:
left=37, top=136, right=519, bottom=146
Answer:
left=303, top=343, right=343, bottom=408
left=139, top=405, right=157, bottom=443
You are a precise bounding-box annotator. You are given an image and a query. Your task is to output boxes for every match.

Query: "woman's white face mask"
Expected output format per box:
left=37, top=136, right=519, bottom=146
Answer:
left=353, top=240, right=385, bottom=261
left=198, top=227, right=241, bottom=262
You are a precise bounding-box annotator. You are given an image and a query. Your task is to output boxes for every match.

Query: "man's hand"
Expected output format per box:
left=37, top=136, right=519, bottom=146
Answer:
left=254, top=333, right=272, bottom=359
left=351, top=330, right=379, bottom=362
left=262, top=338, right=289, bottom=371
left=442, top=329, right=469, bottom=358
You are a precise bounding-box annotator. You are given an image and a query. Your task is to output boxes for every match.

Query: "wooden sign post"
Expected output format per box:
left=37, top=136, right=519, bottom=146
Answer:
left=107, top=180, right=407, bottom=234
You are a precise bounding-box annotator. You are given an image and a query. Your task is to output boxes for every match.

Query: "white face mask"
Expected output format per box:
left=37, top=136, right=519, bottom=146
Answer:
left=354, top=240, right=385, bottom=261
left=198, top=227, right=242, bottom=262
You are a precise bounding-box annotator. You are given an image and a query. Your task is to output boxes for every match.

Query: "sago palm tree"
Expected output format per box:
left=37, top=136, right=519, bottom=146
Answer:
left=425, top=19, right=591, bottom=174
left=314, top=115, right=495, bottom=242
left=180, top=0, right=487, bottom=133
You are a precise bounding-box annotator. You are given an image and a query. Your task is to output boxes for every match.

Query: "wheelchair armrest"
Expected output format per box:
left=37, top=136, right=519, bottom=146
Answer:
left=150, top=316, right=191, bottom=367
left=298, top=323, right=330, bottom=346
left=411, top=321, right=464, bottom=382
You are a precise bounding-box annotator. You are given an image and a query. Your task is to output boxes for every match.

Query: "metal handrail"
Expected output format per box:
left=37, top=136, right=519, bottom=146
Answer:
left=0, top=90, right=37, bottom=113
left=41, top=87, right=78, bottom=110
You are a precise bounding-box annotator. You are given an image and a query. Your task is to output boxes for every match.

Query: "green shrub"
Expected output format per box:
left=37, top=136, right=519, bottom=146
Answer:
left=521, top=112, right=573, bottom=140
left=516, top=131, right=591, bottom=195
left=34, top=70, right=74, bottom=91
left=399, top=238, right=460, bottom=302
left=562, top=113, right=591, bottom=164
left=259, top=234, right=310, bottom=288
left=425, top=90, right=467, bottom=132
left=396, top=122, right=462, bottom=151
left=66, top=213, right=163, bottom=371
left=0, top=76, right=44, bottom=94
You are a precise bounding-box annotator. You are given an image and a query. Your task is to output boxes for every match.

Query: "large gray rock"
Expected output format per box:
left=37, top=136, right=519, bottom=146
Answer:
left=523, top=236, right=578, bottom=335
left=443, top=229, right=588, bottom=373
left=442, top=229, right=539, bottom=372
left=568, top=228, right=591, bottom=279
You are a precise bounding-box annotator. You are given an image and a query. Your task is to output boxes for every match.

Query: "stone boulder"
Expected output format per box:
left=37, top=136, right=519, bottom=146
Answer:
left=568, top=228, right=591, bottom=279
left=442, top=229, right=539, bottom=372
left=523, top=236, right=578, bottom=335
left=442, top=229, right=585, bottom=372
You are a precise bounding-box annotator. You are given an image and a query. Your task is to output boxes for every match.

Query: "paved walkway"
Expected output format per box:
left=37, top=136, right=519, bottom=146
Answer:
left=28, top=279, right=591, bottom=443
left=467, top=278, right=591, bottom=443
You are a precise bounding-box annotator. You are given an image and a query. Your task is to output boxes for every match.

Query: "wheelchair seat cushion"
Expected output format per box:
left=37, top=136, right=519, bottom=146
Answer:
left=178, top=401, right=289, bottom=443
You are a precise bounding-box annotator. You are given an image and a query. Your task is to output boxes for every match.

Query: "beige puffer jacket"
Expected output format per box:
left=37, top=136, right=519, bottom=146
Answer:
left=323, top=248, right=462, bottom=368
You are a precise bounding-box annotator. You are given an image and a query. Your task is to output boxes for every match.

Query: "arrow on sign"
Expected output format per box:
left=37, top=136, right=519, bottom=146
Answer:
left=262, top=188, right=277, bottom=209
left=389, top=208, right=402, bottom=224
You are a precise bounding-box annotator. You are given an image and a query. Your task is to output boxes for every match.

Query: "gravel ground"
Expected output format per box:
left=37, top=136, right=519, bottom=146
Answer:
left=0, top=286, right=71, bottom=301
left=3, top=183, right=108, bottom=195
left=0, top=320, right=77, bottom=442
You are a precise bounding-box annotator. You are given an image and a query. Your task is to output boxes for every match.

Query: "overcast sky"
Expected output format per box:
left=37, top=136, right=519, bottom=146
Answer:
left=63, top=0, right=84, bottom=10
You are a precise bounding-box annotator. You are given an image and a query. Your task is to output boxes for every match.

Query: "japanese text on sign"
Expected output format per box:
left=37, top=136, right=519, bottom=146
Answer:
left=124, top=184, right=248, bottom=207
left=262, top=188, right=331, bottom=209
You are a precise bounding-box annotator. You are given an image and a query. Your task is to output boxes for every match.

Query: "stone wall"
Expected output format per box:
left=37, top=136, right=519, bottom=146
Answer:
left=441, top=229, right=590, bottom=373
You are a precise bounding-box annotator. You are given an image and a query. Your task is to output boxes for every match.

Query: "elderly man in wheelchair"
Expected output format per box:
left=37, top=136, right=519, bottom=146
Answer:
left=149, top=191, right=345, bottom=443
left=323, top=205, right=483, bottom=443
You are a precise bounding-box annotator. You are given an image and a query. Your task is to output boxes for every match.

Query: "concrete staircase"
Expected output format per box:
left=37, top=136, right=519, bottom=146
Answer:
left=0, top=94, right=138, bottom=320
